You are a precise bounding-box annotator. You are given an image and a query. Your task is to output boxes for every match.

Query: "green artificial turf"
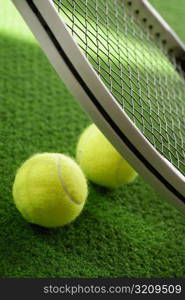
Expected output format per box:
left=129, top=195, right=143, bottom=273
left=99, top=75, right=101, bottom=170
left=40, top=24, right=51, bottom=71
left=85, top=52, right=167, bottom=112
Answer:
left=0, top=0, right=185, bottom=278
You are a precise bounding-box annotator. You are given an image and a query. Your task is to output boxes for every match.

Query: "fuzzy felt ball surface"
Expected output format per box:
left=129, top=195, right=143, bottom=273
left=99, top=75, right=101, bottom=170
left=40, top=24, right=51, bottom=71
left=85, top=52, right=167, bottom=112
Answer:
left=13, top=153, right=88, bottom=228
left=76, top=124, right=138, bottom=188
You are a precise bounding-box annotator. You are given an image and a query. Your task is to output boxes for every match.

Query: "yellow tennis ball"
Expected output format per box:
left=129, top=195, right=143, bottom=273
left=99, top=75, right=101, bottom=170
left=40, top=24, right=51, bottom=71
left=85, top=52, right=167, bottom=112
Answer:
left=12, top=153, right=88, bottom=228
left=76, top=124, right=138, bottom=188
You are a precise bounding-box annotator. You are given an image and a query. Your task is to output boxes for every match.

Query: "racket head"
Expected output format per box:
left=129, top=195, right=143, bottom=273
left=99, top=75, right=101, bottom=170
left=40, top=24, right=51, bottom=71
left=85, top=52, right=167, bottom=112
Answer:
left=12, top=0, right=185, bottom=212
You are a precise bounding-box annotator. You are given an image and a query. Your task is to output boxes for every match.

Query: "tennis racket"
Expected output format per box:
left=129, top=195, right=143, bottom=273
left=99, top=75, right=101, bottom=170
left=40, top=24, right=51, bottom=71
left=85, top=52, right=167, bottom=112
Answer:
left=12, top=0, right=185, bottom=213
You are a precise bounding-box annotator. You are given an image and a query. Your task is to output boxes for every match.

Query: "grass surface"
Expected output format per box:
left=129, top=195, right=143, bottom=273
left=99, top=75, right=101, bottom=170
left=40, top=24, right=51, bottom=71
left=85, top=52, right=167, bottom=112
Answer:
left=0, top=0, right=185, bottom=278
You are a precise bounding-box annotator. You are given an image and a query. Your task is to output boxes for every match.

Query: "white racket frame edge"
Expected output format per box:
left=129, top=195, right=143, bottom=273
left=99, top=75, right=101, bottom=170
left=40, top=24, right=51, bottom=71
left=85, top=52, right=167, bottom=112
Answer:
left=130, top=0, right=185, bottom=57
left=12, top=0, right=185, bottom=213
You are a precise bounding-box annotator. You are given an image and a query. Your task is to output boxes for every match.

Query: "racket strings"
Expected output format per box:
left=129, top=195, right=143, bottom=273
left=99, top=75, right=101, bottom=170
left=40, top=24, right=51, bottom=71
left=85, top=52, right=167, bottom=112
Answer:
left=53, top=0, right=185, bottom=174
left=55, top=0, right=185, bottom=109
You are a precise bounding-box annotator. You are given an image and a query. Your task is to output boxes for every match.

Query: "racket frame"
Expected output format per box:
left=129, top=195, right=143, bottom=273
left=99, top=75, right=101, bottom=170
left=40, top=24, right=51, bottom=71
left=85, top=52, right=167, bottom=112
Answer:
left=12, top=0, right=185, bottom=212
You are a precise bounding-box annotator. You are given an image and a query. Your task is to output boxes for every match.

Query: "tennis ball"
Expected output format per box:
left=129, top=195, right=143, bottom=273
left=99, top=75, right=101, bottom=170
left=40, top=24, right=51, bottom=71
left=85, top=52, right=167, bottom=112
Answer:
left=12, top=153, right=88, bottom=228
left=76, top=124, right=138, bottom=188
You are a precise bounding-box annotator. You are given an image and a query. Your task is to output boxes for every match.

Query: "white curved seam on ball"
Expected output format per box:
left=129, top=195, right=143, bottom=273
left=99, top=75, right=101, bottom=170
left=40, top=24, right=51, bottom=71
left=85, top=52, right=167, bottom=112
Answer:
left=56, top=155, right=81, bottom=206
left=115, top=156, right=124, bottom=184
left=78, top=125, right=95, bottom=164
